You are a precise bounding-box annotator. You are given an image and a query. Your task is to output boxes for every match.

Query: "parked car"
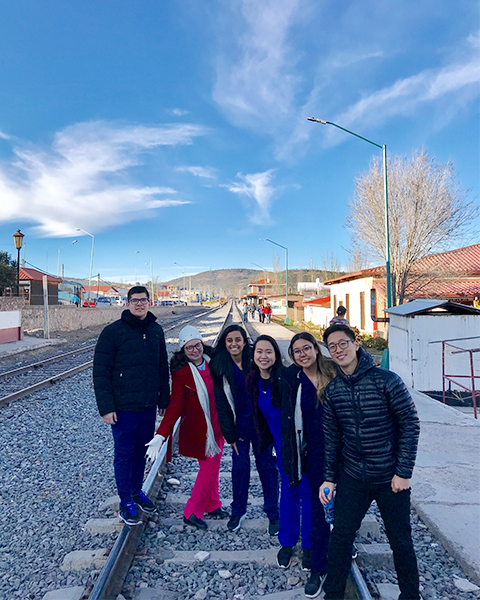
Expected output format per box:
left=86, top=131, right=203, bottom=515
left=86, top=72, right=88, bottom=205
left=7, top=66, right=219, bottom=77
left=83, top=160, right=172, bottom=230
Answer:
left=82, top=298, right=97, bottom=308
left=96, top=297, right=112, bottom=306
left=161, top=300, right=174, bottom=306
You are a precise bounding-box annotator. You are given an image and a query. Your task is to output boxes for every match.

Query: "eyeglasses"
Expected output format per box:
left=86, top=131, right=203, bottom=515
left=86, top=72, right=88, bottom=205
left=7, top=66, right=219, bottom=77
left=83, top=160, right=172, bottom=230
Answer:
left=292, top=345, right=315, bottom=357
left=184, top=342, right=202, bottom=353
left=129, top=298, right=149, bottom=305
left=327, top=339, right=354, bottom=353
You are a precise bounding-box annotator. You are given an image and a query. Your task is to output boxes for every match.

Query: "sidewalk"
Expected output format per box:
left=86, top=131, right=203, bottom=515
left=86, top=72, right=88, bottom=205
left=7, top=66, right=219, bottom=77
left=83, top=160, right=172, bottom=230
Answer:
left=0, top=336, right=66, bottom=358
left=249, top=318, right=480, bottom=585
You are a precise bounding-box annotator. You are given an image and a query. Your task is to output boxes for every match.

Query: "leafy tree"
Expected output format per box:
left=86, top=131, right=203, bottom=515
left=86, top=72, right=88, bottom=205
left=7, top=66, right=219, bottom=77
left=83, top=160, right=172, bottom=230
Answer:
left=0, top=251, right=17, bottom=296
left=347, top=149, right=478, bottom=305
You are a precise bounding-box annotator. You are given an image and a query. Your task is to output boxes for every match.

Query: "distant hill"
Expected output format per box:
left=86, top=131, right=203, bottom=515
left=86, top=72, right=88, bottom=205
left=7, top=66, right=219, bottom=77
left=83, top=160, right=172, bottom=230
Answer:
left=65, top=268, right=344, bottom=297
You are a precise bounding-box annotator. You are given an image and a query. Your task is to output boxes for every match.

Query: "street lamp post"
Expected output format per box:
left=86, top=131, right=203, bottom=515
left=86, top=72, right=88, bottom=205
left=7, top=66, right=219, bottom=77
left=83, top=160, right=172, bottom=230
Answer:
left=174, top=262, right=187, bottom=303
left=12, top=229, right=24, bottom=297
left=57, top=240, right=77, bottom=278
left=75, top=228, right=95, bottom=301
left=136, top=251, right=154, bottom=304
left=260, top=238, right=291, bottom=324
left=251, top=262, right=268, bottom=296
left=307, top=117, right=392, bottom=309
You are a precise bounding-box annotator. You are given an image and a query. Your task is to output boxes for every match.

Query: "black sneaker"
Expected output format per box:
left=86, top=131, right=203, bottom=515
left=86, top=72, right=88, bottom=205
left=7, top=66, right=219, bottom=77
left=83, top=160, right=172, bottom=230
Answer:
left=118, top=501, right=142, bottom=526
left=302, top=547, right=311, bottom=571
left=207, top=507, right=229, bottom=519
left=183, top=514, right=208, bottom=530
left=227, top=514, right=245, bottom=532
left=132, top=490, right=156, bottom=514
left=276, top=546, right=293, bottom=568
left=268, top=519, right=279, bottom=536
left=304, top=573, right=326, bottom=598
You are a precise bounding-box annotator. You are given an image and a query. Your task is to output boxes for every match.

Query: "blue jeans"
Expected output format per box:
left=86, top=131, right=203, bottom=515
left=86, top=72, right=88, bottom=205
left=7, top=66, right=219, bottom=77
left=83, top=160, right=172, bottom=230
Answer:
left=324, top=470, right=419, bottom=600
left=231, top=431, right=279, bottom=520
left=111, top=407, right=156, bottom=506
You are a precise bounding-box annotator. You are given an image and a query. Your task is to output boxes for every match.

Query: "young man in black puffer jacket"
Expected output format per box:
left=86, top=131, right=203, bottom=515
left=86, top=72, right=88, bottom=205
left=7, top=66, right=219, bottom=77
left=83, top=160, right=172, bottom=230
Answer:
left=93, top=286, right=170, bottom=526
left=320, top=324, right=420, bottom=600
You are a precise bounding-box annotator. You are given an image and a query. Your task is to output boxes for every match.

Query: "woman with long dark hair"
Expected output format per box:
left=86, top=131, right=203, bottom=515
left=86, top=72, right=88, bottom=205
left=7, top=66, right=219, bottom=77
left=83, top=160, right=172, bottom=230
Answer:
left=210, top=324, right=279, bottom=533
left=279, top=331, right=337, bottom=598
left=145, top=326, right=227, bottom=530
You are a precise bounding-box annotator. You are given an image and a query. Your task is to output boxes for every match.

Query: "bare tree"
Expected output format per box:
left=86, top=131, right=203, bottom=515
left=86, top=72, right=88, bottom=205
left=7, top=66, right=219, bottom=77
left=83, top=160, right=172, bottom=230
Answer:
left=347, top=149, right=478, bottom=305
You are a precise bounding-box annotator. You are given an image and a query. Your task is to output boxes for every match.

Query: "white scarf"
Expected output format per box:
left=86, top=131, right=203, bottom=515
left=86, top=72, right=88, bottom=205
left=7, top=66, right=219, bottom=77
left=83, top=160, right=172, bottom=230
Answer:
left=223, top=376, right=237, bottom=424
left=294, top=383, right=303, bottom=482
left=188, top=357, right=221, bottom=458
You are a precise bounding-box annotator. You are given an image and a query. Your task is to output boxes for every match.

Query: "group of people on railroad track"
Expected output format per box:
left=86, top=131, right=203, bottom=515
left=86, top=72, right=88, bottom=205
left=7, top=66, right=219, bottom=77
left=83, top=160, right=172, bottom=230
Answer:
left=93, top=286, right=421, bottom=600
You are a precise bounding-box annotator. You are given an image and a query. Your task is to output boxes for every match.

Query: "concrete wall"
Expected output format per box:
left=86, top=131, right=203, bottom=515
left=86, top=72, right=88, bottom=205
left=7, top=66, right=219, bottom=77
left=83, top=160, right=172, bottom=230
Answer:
left=304, top=305, right=331, bottom=327
left=0, top=297, right=25, bottom=311
left=21, top=304, right=197, bottom=334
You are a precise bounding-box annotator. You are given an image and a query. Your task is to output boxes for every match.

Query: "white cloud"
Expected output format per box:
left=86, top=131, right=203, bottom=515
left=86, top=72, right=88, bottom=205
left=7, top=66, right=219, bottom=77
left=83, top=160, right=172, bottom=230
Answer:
left=176, top=165, right=217, bottom=179
left=213, top=0, right=304, bottom=132
left=323, top=56, right=480, bottom=146
left=226, top=169, right=278, bottom=225
left=172, top=108, right=189, bottom=116
left=0, top=121, right=208, bottom=236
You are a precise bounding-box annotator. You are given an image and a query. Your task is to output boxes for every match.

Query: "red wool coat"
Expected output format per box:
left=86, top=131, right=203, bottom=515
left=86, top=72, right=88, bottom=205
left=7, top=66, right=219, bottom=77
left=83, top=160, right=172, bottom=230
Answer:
left=157, top=363, right=215, bottom=461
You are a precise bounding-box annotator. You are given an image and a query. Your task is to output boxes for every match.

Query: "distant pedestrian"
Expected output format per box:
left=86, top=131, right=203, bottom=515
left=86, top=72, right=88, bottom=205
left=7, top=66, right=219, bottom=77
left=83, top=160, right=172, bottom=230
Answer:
left=210, top=325, right=280, bottom=533
left=329, top=306, right=348, bottom=326
left=264, top=303, right=272, bottom=324
left=93, top=286, right=170, bottom=526
left=242, top=303, right=249, bottom=324
left=279, top=332, right=337, bottom=598
left=321, top=324, right=420, bottom=600
left=145, top=326, right=227, bottom=530
left=249, top=304, right=256, bottom=320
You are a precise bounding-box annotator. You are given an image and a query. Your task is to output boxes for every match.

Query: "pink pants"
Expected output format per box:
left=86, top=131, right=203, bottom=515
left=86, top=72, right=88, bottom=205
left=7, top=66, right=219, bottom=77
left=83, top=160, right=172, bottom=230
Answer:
left=184, top=437, right=225, bottom=519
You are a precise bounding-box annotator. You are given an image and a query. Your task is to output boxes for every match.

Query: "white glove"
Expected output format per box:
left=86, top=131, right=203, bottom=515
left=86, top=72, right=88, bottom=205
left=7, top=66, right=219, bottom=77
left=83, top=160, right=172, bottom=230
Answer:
left=145, top=434, right=165, bottom=462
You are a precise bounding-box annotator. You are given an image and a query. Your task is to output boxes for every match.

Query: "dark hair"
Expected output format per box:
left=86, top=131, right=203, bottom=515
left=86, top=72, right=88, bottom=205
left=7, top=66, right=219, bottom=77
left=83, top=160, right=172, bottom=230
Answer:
left=170, top=342, right=214, bottom=373
left=323, top=323, right=356, bottom=345
left=128, top=285, right=149, bottom=301
left=251, top=335, right=284, bottom=407
left=289, top=332, right=336, bottom=403
left=337, top=305, right=347, bottom=315
left=210, top=325, right=253, bottom=379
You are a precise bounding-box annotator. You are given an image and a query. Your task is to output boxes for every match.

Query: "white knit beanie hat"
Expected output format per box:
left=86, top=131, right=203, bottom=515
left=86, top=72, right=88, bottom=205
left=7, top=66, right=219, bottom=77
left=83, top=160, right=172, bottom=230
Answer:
left=178, top=325, right=203, bottom=349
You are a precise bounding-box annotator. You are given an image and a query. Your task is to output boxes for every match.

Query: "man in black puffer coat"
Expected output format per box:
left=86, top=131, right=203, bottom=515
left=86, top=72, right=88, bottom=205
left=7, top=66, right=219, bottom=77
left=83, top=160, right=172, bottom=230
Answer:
left=320, top=324, right=420, bottom=600
left=93, top=286, right=169, bottom=526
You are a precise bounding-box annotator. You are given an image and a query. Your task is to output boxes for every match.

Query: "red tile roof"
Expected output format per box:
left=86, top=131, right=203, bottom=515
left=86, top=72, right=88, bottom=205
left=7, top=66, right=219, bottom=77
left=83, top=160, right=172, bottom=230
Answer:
left=295, top=296, right=331, bottom=308
left=19, top=268, right=62, bottom=283
left=324, top=244, right=480, bottom=285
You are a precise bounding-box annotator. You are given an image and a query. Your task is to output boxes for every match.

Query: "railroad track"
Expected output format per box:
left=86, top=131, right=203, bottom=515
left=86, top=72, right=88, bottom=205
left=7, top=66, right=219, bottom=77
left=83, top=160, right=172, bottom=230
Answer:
left=81, top=303, right=371, bottom=600
left=0, top=305, right=224, bottom=408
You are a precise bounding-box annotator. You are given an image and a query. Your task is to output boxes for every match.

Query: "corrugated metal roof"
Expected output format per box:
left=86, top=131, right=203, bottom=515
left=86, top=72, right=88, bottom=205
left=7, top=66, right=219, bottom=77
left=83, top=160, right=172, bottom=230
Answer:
left=385, top=299, right=480, bottom=316
left=19, top=268, right=62, bottom=283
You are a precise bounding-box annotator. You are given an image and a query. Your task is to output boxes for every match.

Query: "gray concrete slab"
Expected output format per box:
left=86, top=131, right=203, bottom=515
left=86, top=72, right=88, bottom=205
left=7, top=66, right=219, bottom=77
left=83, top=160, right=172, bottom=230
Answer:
left=409, top=389, right=480, bottom=585
left=0, top=336, right=66, bottom=357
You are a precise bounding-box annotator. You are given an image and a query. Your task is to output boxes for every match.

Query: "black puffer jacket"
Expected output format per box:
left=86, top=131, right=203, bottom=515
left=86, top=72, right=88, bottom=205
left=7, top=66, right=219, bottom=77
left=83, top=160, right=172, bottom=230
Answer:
left=323, top=347, right=420, bottom=485
left=280, top=364, right=327, bottom=490
left=93, top=310, right=170, bottom=416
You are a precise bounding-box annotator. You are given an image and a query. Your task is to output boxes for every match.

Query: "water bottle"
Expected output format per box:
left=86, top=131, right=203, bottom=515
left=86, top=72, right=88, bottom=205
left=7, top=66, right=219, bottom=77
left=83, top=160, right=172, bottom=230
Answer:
left=323, top=487, right=334, bottom=525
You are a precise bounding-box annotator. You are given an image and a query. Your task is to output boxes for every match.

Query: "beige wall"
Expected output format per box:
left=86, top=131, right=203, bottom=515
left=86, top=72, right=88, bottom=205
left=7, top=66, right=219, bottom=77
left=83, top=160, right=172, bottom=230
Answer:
left=21, top=304, right=197, bottom=334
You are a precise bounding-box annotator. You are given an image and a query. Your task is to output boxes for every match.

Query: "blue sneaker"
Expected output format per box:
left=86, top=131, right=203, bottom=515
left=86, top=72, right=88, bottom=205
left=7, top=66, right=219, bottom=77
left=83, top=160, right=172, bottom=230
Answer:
left=119, top=501, right=142, bottom=526
left=132, top=490, right=156, bottom=514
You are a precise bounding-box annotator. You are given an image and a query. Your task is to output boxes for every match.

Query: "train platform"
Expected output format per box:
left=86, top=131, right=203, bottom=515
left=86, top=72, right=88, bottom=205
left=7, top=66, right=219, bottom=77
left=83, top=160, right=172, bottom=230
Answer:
left=249, top=318, right=480, bottom=585
left=0, top=336, right=66, bottom=358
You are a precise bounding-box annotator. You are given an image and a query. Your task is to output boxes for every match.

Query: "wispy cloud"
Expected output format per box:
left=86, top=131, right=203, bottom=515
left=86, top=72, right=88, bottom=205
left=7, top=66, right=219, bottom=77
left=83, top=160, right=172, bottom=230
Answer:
left=176, top=165, right=217, bottom=179
left=213, top=0, right=303, bottom=132
left=171, top=108, right=189, bottom=116
left=225, top=169, right=278, bottom=225
left=0, top=121, right=208, bottom=236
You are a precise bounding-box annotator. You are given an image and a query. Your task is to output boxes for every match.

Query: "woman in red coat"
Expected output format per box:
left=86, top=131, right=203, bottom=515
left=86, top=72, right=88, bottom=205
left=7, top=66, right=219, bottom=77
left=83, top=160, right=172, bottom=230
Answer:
left=145, top=325, right=227, bottom=530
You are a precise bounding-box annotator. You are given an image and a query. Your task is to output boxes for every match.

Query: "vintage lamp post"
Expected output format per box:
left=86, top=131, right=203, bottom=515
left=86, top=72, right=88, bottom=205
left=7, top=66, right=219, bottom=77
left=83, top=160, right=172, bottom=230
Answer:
left=260, top=238, right=291, bottom=325
left=12, top=229, right=24, bottom=297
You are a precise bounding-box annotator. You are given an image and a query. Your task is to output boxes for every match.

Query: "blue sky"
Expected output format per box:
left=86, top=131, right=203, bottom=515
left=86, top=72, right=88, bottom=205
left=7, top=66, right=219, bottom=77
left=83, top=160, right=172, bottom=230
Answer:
left=0, top=0, right=478, bottom=286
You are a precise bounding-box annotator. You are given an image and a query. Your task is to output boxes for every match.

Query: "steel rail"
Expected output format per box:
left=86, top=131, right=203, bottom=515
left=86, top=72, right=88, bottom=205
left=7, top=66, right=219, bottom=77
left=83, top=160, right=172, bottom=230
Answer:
left=88, top=301, right=233, bottom=599
left=0, top=305, right=223, bottom=408
left=0, top=344, right=96, bottom=380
